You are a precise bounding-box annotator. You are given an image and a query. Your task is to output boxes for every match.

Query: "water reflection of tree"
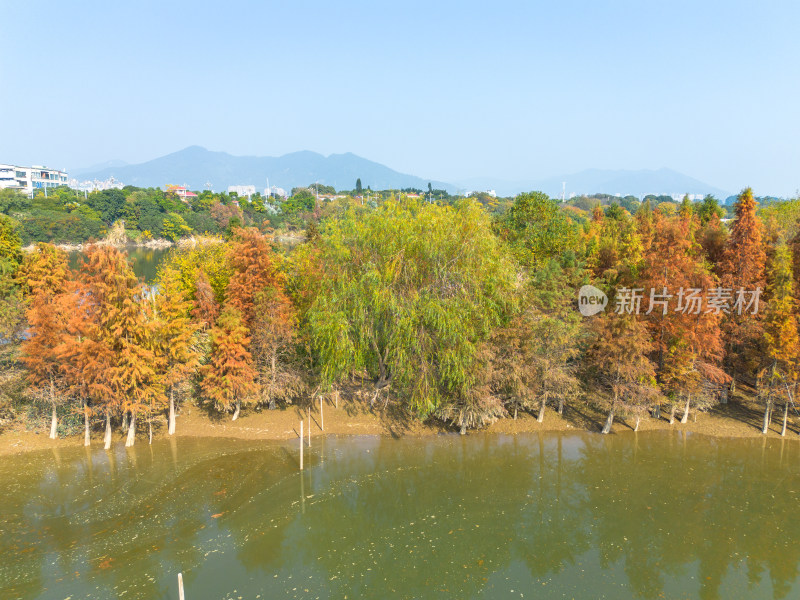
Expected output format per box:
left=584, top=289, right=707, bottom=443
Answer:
left=513, top=434, right=592, bottom=582
left=575, top=432, right=800, bottom=600
left=234, top=435, right=537, bottom=597
left=3, top=434, right=800, bottom=599
left=0, top=440, right=238, bottom=599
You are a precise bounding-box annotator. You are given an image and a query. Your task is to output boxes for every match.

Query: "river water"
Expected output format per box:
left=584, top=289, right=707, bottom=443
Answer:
left=67, top=247, right=171, bottom=283
left=1, top=432, right=799, bottom=599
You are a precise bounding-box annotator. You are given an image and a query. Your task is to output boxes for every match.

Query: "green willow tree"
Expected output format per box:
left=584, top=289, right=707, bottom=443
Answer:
left=293, top=199, right=517, bottom=430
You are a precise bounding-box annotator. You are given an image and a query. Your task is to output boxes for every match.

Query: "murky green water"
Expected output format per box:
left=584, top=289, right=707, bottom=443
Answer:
left=68, top=247, right=170, bottom=283
left=1, top=432, right=799, bottom=599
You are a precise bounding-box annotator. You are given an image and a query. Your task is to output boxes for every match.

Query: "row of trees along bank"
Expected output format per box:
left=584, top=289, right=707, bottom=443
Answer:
left=1, top=187, right=799, bottom=443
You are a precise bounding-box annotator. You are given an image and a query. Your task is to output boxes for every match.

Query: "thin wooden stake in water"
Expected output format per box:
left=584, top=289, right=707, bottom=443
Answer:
left=178, top=573, right=185, bottom=600
left=307, top=408, right=311, bottom=447
left=300, top=421, right=304, bottom=470
left=320, top=396, right=324, bottom=431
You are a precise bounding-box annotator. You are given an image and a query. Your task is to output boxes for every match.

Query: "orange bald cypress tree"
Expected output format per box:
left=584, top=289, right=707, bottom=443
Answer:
left=201, top=305, right=257, bottom=420
left=81, top=246, right=162, bottom=448
left=584, top=313, right=657, bottom=434
left=720, top=188, right=767, bottom=380
left=18, top=243, right=71, bottom=439
left=226, top=227, right=284, bottom=328
left=191, top=268, right=219, bottom=329
left=225, top=227, right=301, bottom=409
left=640, top=210, right=727, bottom=423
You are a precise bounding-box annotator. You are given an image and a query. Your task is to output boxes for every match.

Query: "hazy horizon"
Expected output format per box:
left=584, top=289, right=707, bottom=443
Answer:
left=2, top=1, right=799, bottom=196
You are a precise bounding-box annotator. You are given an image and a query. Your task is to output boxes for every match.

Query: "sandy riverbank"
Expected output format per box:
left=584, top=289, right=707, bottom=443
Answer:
left=1, top=388, right=797, bottom=457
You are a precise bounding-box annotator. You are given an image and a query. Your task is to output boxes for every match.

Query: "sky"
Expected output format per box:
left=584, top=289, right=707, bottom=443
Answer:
left=1, top=0, right=799, bottom=196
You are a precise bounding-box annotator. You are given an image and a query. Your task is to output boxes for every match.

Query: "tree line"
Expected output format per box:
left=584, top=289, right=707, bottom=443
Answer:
left=0, top=186, right=799, bottom=443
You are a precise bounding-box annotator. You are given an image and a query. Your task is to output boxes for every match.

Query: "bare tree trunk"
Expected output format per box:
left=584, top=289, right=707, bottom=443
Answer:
left=104, top=412, right=112, bottom=450
left=149, top=420, right=153, bottom=444
left=232, top=399, right=240, bottom=421
left=49, top=404, right=58, bottom=440
left=168, top=388, right=176, bottom=435
left=122, top=411, right=129, bottom=433
left=513, top=406, right=517, bottom=420
left=269, top=354, right=277, bottom=410
left=125, top=413, right=136, bottom=447
left=652, top=404, right=661, bottom=420
left=601, top=407, right=615, bottom=434
left=669, top=404, right=676, bottom=425
left=680, top=396, right=690, bottom=424
left=84, top=401, right=90, bottom=447
left=634, top=416, right=640, bottom=432
left=762, top=400, right=771, bottom=434
left=781, top=402, right=789, bottom=437
left=460, top=422, right=466, bottom=435
left=537, top=398, right=546, bottom=423
left=558, top=398, right=564, bottom=415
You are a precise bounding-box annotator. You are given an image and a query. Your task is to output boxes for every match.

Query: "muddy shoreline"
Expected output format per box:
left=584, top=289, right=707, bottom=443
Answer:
left=1, top=394, right=797, bottom=457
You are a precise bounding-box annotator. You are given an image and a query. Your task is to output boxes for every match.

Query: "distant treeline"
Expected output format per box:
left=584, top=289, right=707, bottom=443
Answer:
left=1, top=186, right=800, bottom=444
left=0, top=184, right=458, bottom=245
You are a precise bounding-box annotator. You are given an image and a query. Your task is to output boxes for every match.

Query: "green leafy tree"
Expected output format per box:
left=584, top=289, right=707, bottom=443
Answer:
left=162, top=212, right=191, bottom=241
left=293, top=199, right=517, bottom=429
left=504, top=191, right=578, bottom=270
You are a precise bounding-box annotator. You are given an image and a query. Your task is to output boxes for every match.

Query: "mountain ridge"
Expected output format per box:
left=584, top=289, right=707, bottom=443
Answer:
left=74, top=146, right=454, bottom=193
left=74, top=146, right=730, bottom=198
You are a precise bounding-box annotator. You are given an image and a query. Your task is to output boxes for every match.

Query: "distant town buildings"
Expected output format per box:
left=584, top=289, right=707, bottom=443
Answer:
left=228, top=185, right=256, bottom=197
left=467, top=189, right=497, bottom=198
left=0, top=163, right=68, bottom=196
left=68, top=176, right=124, bottom=193
left=266, top=185, right=288, bottom=199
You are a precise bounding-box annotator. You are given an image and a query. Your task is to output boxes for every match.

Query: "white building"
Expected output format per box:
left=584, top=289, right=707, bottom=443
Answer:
left=68, top=175, right=124, bottom=193
left=266, top=186, right=288, bottom=198
left=0, top=164, right=68, bottom=196
left=228, top=185, right=256, bottom=197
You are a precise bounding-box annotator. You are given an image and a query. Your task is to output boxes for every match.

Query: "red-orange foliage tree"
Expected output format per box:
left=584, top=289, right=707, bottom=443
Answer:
left=201, top=305, right=257, bottom=420
left=585, top=313, right=657, bottom=434
left=18, top=243, right=71, bottom=439
left=81, top=246, right=162, bottom=447
left=719, top=188, right=767, bottom=380
left=191, top=269, right=219, bottom=329
left=226, top=228, right=284, bottom=328
left=640, top=210, right=727, bottom=423
left=226, top=227, right=301, bottom=408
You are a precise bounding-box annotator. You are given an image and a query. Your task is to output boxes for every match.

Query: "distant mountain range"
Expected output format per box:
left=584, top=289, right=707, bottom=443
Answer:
left=74, top=146, right=452, bottom=193
left=74, top=146, right=729, bottom=199
left=456, top=168, right=730, bottom=199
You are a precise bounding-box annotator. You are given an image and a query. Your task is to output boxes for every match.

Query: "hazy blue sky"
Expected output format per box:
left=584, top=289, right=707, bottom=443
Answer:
left=2, top=0, right=798, bottom=195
